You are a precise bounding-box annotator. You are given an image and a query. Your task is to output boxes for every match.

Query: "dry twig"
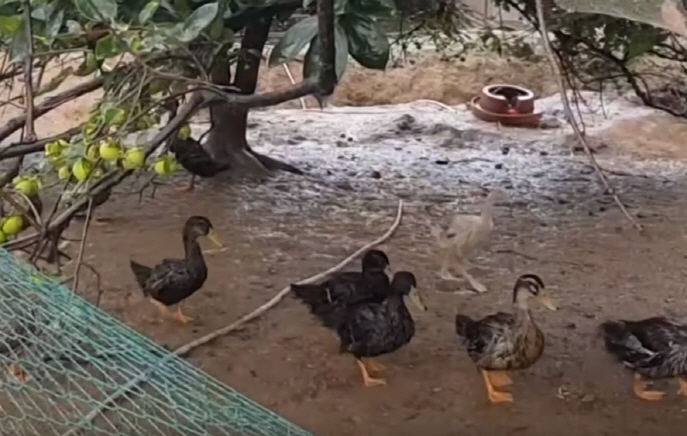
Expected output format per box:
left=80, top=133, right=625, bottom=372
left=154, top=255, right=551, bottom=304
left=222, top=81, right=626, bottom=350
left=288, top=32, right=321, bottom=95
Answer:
left=534, top=0, right=642, bottom=232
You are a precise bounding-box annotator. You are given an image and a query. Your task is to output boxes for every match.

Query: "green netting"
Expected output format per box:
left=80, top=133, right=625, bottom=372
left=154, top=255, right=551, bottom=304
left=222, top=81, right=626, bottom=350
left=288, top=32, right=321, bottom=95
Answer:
left=0, top=248, right=315, bottom=436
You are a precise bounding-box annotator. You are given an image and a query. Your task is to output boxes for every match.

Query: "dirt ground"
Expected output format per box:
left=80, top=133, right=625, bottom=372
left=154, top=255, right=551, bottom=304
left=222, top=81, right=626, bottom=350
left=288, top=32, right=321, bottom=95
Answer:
left=5, top=52, right=687, bottom=435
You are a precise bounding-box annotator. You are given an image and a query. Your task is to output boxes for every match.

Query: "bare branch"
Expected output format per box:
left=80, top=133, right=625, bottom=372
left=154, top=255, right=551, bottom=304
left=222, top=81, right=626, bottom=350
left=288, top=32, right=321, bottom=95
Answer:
left=535, top=0, right=642, bottom=231
left=21, top=0, right=37, bottom=144
left=0, top=78, right=103, bottom=143
left=0, top=126, right=82, bottom=159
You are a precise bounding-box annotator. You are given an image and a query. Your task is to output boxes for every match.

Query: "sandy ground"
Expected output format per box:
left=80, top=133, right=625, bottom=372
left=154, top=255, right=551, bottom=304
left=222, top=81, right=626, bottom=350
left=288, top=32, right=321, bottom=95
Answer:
left=5, top=52, right=687, bottom=435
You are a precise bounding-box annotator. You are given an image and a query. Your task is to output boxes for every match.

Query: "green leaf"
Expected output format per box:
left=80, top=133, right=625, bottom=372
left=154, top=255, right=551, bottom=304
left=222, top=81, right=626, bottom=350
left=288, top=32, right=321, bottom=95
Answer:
left=341, top=14, right=389, bottom=69
left=178, top=2, right=219, bottom=42
left=303, top=26, right=349, bottom=82
left=347, top=0, right=395, bottom=18
left=94, top=34, right=120, bottom=59
left=334, top=22, right=348, bottom=80
left=8, top=20, right=28, bottom=63
left=66, top=20, right=82, bottom=34
left=45, top=9, right=65, bottom=43
left=269, top=15, right=318, bottom=67
left=208, top=0, right=225, bottom=39
left=74, top=0, right=118, bottom=21
left=334, top=0, right=348, bottom=15
left=0, top=14, right=21, bottom=36
left=139, top=1, right=160, bottom=24
left=302, top=37, right=320, bottom=81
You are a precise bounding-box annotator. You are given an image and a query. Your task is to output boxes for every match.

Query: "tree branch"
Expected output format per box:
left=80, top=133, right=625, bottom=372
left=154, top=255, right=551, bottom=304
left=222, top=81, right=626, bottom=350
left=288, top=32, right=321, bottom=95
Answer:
left=202, top=79, right=318, bottom=108
left=21, top=0, right=37, bottom=144
left=0, top=77, right=103, bottom=143
left=0, top=126, right=82, bottom=159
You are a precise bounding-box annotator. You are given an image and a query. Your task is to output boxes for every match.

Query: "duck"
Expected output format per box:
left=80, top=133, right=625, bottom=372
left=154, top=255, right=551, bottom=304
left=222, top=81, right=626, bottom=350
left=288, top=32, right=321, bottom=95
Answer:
left=290, top=249, right=391, bottom=328
left=129, top=216, right=223, bottom=323
left=454, top=274, right=556, bottom=403
left=323, top=271, right=427, bottom=387
left=169, top=134, right=229, bottom=192
left=600, top=317, right=687, bottom=401
left=431, top=189, right=509, bottom=294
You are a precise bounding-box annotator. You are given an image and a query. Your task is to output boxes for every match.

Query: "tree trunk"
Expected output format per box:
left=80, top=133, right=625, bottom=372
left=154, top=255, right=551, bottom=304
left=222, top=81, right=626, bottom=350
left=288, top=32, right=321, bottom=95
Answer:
left=205, top=14, right=302, bottom=177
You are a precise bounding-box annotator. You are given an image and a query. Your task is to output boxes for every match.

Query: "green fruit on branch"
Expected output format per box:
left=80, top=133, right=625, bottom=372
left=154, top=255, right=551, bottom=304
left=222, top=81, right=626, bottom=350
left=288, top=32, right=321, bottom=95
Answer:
left=0, top=230, right=7, bottom=244
left=49, top=155, right=67, bottom=168
left=99, top=138, right=121, bottom=161
left=45, top=139, right=67, bottom=157
left=87, top=144, right=100, bottom=160
left=153, top=154, right=179, bottom=177
left=13, top=176, right=40, bottom=197
left=72, top=158, right=94, bottom=182
left=2, top=215, right=24, bottom=236
left=122, top=146, right=146, bottom=170
left=178, top=124, right=192, bottom=140
left=58, top=165, right=71, bottom=181
left=83, top=120, right=99, bottom=139
left=110, top=110, right=127, bottom=127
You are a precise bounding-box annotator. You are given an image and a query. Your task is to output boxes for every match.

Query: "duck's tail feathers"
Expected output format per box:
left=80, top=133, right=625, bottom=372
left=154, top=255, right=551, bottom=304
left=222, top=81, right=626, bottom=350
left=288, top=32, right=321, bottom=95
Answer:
left=600, top=321, right=655, bottom=366
left=129, top=260, right=152, bottom=296
left=455, top=314, right=475, bottom=338
left=290, top=283, right=326, bottom=307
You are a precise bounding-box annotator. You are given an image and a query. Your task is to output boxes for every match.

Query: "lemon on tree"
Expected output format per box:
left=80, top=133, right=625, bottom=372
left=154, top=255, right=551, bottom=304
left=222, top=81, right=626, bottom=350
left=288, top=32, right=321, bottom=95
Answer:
left=58, top=165, right=71, bottom=181
left=153, top=153, right=179, bottom=177
left=13, top=175, right=40, bottom=197
left=0, top=230, right=7, bottom=244
left=99, top=138, right=122, bottom=162
left=44, top=139, right=67, bottom=157
left=2, top=215, right=24, bottom=236
left=72, top=157, right=94, bottom=181
left=87, top=144, right=100, bottom=160
left=122, top=146, right=146, bottom=170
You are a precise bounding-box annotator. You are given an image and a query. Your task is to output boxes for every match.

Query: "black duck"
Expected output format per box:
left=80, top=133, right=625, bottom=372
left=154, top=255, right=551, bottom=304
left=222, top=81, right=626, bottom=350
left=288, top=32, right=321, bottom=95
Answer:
left=129, top=216, right=222, bottom=323
left=324, top=271, right=427, bottom=387
left=455, top=274, right=556, bottom=403
left=601, top=317, right=687, bottom=401
left=169, top=135, right=229, bottom=192
left=290, top=249, right=391, bottom=328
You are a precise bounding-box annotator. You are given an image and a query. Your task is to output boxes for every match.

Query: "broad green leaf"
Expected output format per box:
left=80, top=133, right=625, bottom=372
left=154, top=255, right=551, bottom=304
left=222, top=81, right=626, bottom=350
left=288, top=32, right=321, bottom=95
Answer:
left=341, top=14, right=389, bottom=69
left=178, top=2, right=219, bottom=42
left=94, top=34, right=120, bottom=59
left=303, top=27, right=349, bottom=82
left=8, top=20, right=28, bottom=63
left=45, top=9, right=65, bottom=43
left=74, top=0, right=118, bottom=21
left=347, top=0, right=395, bottom=18
left=302, top=36, right=320, bottom=81
left=66, top=20, right=82, bottom=34
left=268, top=15, right=318, bottom=67
left=0, top=14, right=21, bottom=36
left=334, top=0, right=348, bottom=15
left=102, top=107, right=126, bottom=125
left=208, top=0, right=225, bottom=39
left=139, top=1, right=160, bottom=24
left=334, top=22, right=349, bottom=80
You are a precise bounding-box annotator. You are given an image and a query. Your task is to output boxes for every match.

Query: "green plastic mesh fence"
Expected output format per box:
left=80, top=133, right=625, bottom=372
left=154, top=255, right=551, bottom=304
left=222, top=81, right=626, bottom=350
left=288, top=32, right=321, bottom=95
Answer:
left=0, top=249, right=314, bottom=436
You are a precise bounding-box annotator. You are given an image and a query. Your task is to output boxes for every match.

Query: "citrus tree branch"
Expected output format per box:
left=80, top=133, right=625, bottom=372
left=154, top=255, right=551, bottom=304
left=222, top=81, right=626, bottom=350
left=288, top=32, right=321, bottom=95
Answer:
left=0, top=77, right=103, bottom=143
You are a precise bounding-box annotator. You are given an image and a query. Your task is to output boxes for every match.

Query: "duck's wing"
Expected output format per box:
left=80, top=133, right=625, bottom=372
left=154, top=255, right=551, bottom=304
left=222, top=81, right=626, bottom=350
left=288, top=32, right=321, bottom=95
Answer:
left=144, top=258, right=192, bottom=300
left=170, top=137, right=228, bottom=177
left=336, top=302, right=390, bottom=354
left=602, top=317, right=687, bottom=372
left=456, top=312, right=515, bottom=364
